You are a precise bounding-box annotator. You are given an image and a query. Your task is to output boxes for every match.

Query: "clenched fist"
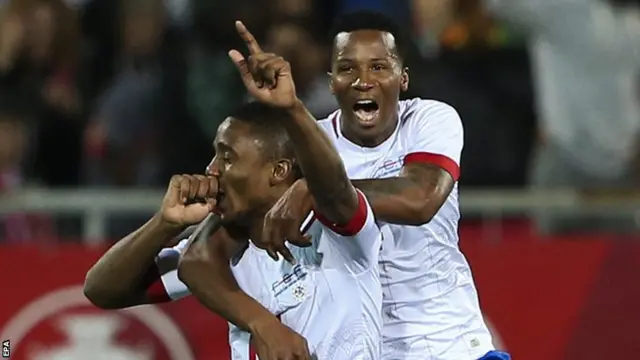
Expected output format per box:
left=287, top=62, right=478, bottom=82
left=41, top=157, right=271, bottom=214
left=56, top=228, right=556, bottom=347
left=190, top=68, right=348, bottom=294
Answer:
left=160, top=174, right=218, bottom=228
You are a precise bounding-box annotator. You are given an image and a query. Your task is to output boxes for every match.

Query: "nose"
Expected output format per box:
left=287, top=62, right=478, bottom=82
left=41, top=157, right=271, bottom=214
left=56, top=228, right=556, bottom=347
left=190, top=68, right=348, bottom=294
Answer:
left=206, top=157, right=221, bottom=177
left=351, top=76, right=375, bottom=91
left=351, top=70, right=375, bottom=91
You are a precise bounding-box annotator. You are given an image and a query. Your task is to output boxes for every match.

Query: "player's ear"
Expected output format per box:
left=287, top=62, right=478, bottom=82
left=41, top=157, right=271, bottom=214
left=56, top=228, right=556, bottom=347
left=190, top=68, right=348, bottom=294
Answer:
left=271, top=159, right=293, bottom=185
left=400, top=67, right=409, bottom=92
left=328, top=72, right=335, bottom=95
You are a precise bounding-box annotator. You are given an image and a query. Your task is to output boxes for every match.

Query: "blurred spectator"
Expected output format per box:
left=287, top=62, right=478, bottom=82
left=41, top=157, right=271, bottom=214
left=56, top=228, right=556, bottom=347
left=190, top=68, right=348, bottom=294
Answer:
left=265, top=22, right=337, bottom=118
left=0, top=96, right=28, bottom=193
left=338, top=0, right=411, bottom=25
left=84, top=0, right=166, bottom=187
left=186, top=2, right=247, bottom=143
left=487, top=0, right=640, bottom=233
left=410, top=0, right=536, bottom=187
left=0, top=91, right=55, bottom=242
left=0, top=0, right=82, bottom=187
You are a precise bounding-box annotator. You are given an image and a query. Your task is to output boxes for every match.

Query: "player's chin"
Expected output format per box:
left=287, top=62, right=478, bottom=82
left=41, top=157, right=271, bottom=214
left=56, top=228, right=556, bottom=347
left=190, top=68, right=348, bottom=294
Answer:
left=346, top=112, right=380, bottom=132
left=215, top=198, right=233, bottom=221
left=218, top=209, right=238, bottom=224
left=218, top=206, right=248, bottom=225
left=353, top=110, right=380, bottom=128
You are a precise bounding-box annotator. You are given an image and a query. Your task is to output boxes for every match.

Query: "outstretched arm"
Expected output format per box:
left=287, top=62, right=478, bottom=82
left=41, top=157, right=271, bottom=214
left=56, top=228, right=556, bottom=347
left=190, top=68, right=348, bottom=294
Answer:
left=228, top=20, right=360, bottom=226
left=283, top=101, right=360, bottom=226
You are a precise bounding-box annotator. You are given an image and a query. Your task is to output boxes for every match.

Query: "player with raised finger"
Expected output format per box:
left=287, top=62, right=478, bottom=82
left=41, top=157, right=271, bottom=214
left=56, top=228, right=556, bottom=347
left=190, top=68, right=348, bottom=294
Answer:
left=84, top=20, right=385, bottom=360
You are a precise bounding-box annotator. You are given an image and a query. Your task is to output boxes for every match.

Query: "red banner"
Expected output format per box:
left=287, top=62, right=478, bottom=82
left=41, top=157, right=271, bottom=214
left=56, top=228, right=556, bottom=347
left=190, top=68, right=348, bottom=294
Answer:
left=1, top=236, right=640, bottom=360
left=0, top=245, right=231, bottom=360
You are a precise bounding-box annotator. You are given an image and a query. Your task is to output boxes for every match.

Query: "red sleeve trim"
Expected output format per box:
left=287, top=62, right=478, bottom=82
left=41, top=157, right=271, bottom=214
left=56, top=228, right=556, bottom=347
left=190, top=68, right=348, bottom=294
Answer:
left=315, top=190, right=368, bottom=236
left=404, top=152, right=460, bottom=181
left=142, top=263, right=171, bottom=303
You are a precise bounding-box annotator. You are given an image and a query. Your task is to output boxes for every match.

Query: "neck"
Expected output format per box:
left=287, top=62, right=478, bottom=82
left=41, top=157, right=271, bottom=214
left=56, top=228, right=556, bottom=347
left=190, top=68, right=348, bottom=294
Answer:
left=246, top=186, right=290, bottom=242
left=248, top=215, right=266, bottom=244
left=340, top=113, right=398, bottom=147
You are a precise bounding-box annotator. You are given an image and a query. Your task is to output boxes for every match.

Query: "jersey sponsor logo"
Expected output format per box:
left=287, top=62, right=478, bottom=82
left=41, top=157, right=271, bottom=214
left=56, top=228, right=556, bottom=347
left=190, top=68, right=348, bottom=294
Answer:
left=272, top=264, right=308, bottom=297
left=0, top=285, right=194, bottom=360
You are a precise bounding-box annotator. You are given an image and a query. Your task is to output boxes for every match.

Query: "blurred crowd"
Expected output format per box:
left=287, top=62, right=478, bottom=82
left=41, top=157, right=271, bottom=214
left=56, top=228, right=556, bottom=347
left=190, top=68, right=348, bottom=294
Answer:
left=0, top=0, right=638, bottom=239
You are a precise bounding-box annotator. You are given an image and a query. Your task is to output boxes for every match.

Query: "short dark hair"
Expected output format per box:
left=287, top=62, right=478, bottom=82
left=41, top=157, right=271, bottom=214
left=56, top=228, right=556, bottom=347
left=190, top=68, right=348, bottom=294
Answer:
left=329, top=10, right=407, bottom=62
left=227, top=101, right=298, bottom=166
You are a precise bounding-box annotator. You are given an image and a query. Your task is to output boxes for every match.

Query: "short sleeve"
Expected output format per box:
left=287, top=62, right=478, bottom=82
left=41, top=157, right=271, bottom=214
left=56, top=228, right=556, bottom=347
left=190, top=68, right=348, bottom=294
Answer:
left=316, top=190, right=382, bottom=274
left=145, top=239, right=192, bottom=302
left=403, top=100, right=463, bottom=181
left=229, top=323, right=255, bottom=360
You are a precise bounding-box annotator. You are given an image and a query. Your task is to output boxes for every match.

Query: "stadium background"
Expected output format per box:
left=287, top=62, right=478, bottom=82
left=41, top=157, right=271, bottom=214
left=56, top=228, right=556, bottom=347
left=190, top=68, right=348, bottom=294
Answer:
left=0, top=0, right=638, bottom=359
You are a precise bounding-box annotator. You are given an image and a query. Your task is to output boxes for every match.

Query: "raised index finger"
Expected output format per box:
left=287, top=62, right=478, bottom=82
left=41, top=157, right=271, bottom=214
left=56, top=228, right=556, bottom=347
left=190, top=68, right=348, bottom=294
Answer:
left=235, top=20, right=263, bottom=54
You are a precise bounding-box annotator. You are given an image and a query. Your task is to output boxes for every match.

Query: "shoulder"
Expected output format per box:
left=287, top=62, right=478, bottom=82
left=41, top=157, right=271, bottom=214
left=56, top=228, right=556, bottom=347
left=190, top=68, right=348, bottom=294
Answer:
left=399, top=98, right=463, bottom=136
left=400, top=98, right=461, bottom=126
left=316, top=109, right=340, bottom=135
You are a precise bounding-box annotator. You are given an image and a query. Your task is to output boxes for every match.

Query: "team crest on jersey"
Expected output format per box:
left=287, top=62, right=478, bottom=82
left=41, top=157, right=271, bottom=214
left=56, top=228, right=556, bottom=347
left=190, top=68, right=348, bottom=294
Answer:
left=291, top=284, right=307, bottom=301
left=272, top=263, right=309, bottom=297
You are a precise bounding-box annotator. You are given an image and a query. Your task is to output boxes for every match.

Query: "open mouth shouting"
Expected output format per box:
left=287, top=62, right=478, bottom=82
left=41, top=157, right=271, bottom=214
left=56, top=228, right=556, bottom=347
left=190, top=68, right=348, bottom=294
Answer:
left=352, top=99, right=380, bottom=127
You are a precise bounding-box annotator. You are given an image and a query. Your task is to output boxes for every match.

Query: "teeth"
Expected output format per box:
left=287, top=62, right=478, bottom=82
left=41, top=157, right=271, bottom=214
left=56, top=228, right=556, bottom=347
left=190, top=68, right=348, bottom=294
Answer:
left=356, top=100, right=374, bottom=105
left=354, top=109, right=379, bottom=122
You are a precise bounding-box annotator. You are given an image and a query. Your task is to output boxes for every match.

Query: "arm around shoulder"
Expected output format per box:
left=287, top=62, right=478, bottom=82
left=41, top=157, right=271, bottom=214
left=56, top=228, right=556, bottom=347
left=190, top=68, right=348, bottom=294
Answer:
left=352, top=100, right=461, bottom=225
left=177, top=227, right=279, bottom=333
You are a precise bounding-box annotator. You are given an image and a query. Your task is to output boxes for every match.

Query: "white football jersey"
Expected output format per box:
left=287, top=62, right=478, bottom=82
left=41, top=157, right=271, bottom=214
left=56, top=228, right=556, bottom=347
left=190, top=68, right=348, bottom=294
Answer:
left=229, top=190, right=383, bottom=360
left=151, top=190, right=384, bottom=360
left=317, top=99, right=495, bottom=360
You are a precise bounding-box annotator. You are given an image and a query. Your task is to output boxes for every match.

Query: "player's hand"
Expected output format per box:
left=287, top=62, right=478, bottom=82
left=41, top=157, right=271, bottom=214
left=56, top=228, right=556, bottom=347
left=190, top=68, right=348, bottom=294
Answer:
left=228, top=21, right=298, bottom=109
left=260, top=179, right=313, bottom=263
left=160, top=174, right=218, bottom=228
left=250, top=316, right=312, bottom=360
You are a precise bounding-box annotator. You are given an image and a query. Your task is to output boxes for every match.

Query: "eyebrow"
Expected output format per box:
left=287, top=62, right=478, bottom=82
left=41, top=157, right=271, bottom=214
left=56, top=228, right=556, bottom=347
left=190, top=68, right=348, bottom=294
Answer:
left=335, top=57, right=391, bottom=63
left=214, top=141, right=238, bottom=155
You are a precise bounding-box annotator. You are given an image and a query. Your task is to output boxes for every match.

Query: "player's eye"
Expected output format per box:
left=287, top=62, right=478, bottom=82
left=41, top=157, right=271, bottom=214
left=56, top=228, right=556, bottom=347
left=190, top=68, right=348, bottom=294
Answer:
left=337, top=65, right=353, bottom=73
left=222, top=152, right=233, bottom=164
left=371, top=64, right=385, bottom=71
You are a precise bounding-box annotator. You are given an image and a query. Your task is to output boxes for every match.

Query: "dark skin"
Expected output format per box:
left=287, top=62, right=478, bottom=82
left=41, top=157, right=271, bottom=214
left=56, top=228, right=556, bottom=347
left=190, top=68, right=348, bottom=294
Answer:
left=330, top=30, right=409, bottom=147
left=182, top=25, right=454, bottom=359
left=83, top=173, right=218, bottom=310
left=182, top=21, right=364, bottom=360
left=182, top=21, right=362, bottom=360
left=263, top=29, right=455, bottom=249
left=85, top=21, right=363, bottom=360
left=182, top=118, right=317, bottom=360
left=84, top=122, right=314, bottom=360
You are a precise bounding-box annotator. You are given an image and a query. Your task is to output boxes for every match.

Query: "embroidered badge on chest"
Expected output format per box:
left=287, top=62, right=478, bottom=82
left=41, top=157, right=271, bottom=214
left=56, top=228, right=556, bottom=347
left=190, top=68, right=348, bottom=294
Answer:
left=292, top=283, right=307, bottom=301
